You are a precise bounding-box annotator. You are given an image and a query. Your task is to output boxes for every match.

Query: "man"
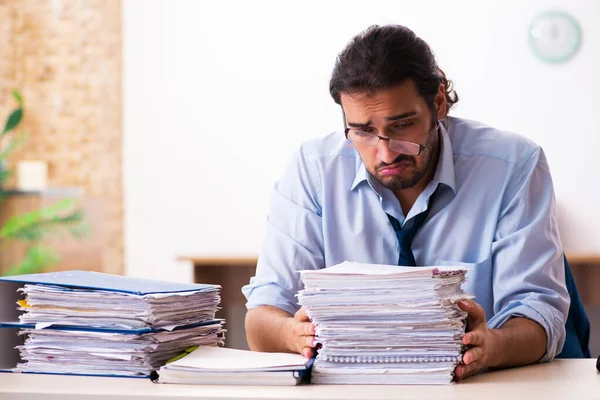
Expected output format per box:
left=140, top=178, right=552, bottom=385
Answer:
left=242, top=25, right=570, bottom=380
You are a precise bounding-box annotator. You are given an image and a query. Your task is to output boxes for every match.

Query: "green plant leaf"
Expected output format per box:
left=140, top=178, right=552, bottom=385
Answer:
left=0, top=133, right=27, bottom=166
left=2, top=108, right=23, bottom=135
left=67, top=218, right=91, bottom=239
left=2, top=245, right=60, bottom=276
left=12, top=89, right=23, bottom=106
left=0, top=167, right=11, bottom=184
left=0, top=199, right=87, bottom=242
left=2, top=89, right=24, bottom=135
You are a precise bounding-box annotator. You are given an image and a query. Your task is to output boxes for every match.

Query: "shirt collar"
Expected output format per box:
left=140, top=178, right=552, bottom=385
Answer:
left=350, top=161, right=379, bottom=194
left=432, top=122, right=456, bottom=194
left=349, top=122, right=456, bottom=195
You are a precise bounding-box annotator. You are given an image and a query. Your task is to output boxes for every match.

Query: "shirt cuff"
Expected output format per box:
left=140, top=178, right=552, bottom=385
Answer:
left=242, top=282, right=300, bottom=317
left=487, top=301, right=566, bottom=362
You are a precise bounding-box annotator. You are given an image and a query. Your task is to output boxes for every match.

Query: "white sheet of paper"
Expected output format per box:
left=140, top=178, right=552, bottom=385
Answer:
left=299, top=261, right=469, bottom=277
left=168, top=346, right=308, bottom=371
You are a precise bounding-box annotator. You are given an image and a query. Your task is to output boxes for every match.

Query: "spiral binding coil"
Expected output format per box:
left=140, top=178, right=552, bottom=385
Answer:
left=320, top=355, right=461, bottom=363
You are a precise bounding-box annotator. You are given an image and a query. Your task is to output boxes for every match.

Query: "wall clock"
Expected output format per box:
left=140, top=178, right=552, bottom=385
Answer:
left=529, top=11, right=581, bottom=63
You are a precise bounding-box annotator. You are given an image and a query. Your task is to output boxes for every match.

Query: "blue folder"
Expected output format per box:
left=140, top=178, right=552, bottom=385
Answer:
left=0, top=270, right=219, bottom=295
left=0, top=320, right=221, bottom=334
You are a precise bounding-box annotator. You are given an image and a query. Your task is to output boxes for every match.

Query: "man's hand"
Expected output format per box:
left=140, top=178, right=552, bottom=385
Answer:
left=284, top=306, right=317, bottom=359
left=454, top=299, right=502, bottom=380
left=245, top=305, right=318, bottom=358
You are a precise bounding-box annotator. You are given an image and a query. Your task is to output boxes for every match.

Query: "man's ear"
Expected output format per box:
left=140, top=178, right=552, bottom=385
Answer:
left=434, top=83, right=447, bottom=120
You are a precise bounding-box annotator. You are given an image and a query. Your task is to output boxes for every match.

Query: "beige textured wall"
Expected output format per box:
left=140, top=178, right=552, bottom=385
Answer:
left=0, top=0, right=123, bottom=275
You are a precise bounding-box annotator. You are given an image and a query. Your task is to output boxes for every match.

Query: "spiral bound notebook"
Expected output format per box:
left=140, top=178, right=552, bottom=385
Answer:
left=298, top=261, right=473, bottom=385
left=152, top=346, right=313, bottom=386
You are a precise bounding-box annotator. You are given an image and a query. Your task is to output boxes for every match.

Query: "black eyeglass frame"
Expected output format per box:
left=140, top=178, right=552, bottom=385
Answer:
left=344, top=121, right=440, bottom=156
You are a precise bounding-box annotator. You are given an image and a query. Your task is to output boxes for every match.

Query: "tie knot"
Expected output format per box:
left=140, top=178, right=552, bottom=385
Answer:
left=387, top=209, right=431, bottom=267
left=395, top=228, right=416, bottom=248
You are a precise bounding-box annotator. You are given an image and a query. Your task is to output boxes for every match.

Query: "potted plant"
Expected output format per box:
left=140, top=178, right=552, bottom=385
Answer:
left=0, top=90, right=88, bottom=277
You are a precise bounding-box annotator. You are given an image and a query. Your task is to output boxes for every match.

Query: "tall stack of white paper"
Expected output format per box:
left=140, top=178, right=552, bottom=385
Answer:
left=18, top=285, right=221, bottom=330
left=15, top=323, right=223, bottom=376
left=8, top=272, right=225, bottom=377
left=298, top=261, right=473, bottom=385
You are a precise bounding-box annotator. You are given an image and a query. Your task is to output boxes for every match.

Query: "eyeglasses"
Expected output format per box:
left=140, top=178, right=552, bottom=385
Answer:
left=344, top=122, right=439, bottom=156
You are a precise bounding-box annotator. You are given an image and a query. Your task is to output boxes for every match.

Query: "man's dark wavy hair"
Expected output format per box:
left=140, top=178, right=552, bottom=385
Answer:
left=329, top=25, right=458, bottom=114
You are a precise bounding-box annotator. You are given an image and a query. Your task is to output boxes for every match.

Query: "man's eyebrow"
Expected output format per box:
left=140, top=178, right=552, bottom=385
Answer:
left=347, top=111, right=418, bottom=128
left=347, top=120, right=371, bottom=128
left=385, top=111, right=417, bottom=121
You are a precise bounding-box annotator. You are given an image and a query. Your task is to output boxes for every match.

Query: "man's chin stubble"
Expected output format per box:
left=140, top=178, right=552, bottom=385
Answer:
left=377, top=173, right=421, bottom=190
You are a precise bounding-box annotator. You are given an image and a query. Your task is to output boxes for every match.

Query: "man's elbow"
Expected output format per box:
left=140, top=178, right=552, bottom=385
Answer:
left=245, top=308, right=262, bottom=351
left=245, top=305, right=294, bottom=352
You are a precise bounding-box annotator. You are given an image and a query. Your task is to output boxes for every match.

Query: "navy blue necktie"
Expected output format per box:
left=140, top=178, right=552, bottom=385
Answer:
left=387, top=208, right=431, bottom=266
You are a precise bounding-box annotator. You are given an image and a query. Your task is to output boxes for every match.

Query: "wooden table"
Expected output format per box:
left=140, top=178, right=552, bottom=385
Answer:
left=0, top=359, right=598, bottom=400
left=177, top=257, right=258, bottom=350
left=566, top=252, right=600, bottom=306
left=179, top=254, right=600, bottom=351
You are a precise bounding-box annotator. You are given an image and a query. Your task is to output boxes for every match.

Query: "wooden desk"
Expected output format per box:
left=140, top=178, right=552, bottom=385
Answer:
left=179, top=254, right=600, bottom=352
left=0, top=360, right=598, bottom=400
left=177, top=257, right=258, bottom=350
left=566, top=252, right=600, bottom=306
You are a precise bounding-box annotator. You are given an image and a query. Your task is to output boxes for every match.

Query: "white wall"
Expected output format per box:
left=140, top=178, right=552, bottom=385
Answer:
left=123, top=0, right=600, bottom=282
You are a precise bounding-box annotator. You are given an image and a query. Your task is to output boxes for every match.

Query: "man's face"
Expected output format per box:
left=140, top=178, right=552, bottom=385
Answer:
left=341, top=80, right=442, bottom=191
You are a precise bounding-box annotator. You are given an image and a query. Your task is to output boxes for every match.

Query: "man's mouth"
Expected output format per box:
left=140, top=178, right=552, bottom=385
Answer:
left=378, top=161, right=413, bottom=176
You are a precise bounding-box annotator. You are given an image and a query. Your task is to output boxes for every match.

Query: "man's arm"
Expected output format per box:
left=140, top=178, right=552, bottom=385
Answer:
left=456, top=147, right=569, bottom=379
left=242, top=146, right=325, bottom=354
left=246, top=306, right=316, bottom=358
left=486, top=147, right=569, bottom=361
left=486, top=317, right=547, bottom=368
left=455, top=300, right=547, bottom=380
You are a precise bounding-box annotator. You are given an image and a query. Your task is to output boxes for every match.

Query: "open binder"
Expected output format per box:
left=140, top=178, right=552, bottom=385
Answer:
left=0, top=271, right=224, bottom=378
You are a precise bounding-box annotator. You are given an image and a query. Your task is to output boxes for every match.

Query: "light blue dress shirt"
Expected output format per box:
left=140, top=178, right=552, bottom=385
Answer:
left=242, top=116, right=569, bottom=361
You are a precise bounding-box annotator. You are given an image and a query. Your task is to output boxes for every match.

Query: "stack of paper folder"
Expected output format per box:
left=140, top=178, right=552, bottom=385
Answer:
left=298, top=261, right=473, bottom=385
left=0, top=271, right=224, bottom=377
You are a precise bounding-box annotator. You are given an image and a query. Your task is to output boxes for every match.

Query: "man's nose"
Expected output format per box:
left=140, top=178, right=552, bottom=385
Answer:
left=376, top=139, right=400, bottom=164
